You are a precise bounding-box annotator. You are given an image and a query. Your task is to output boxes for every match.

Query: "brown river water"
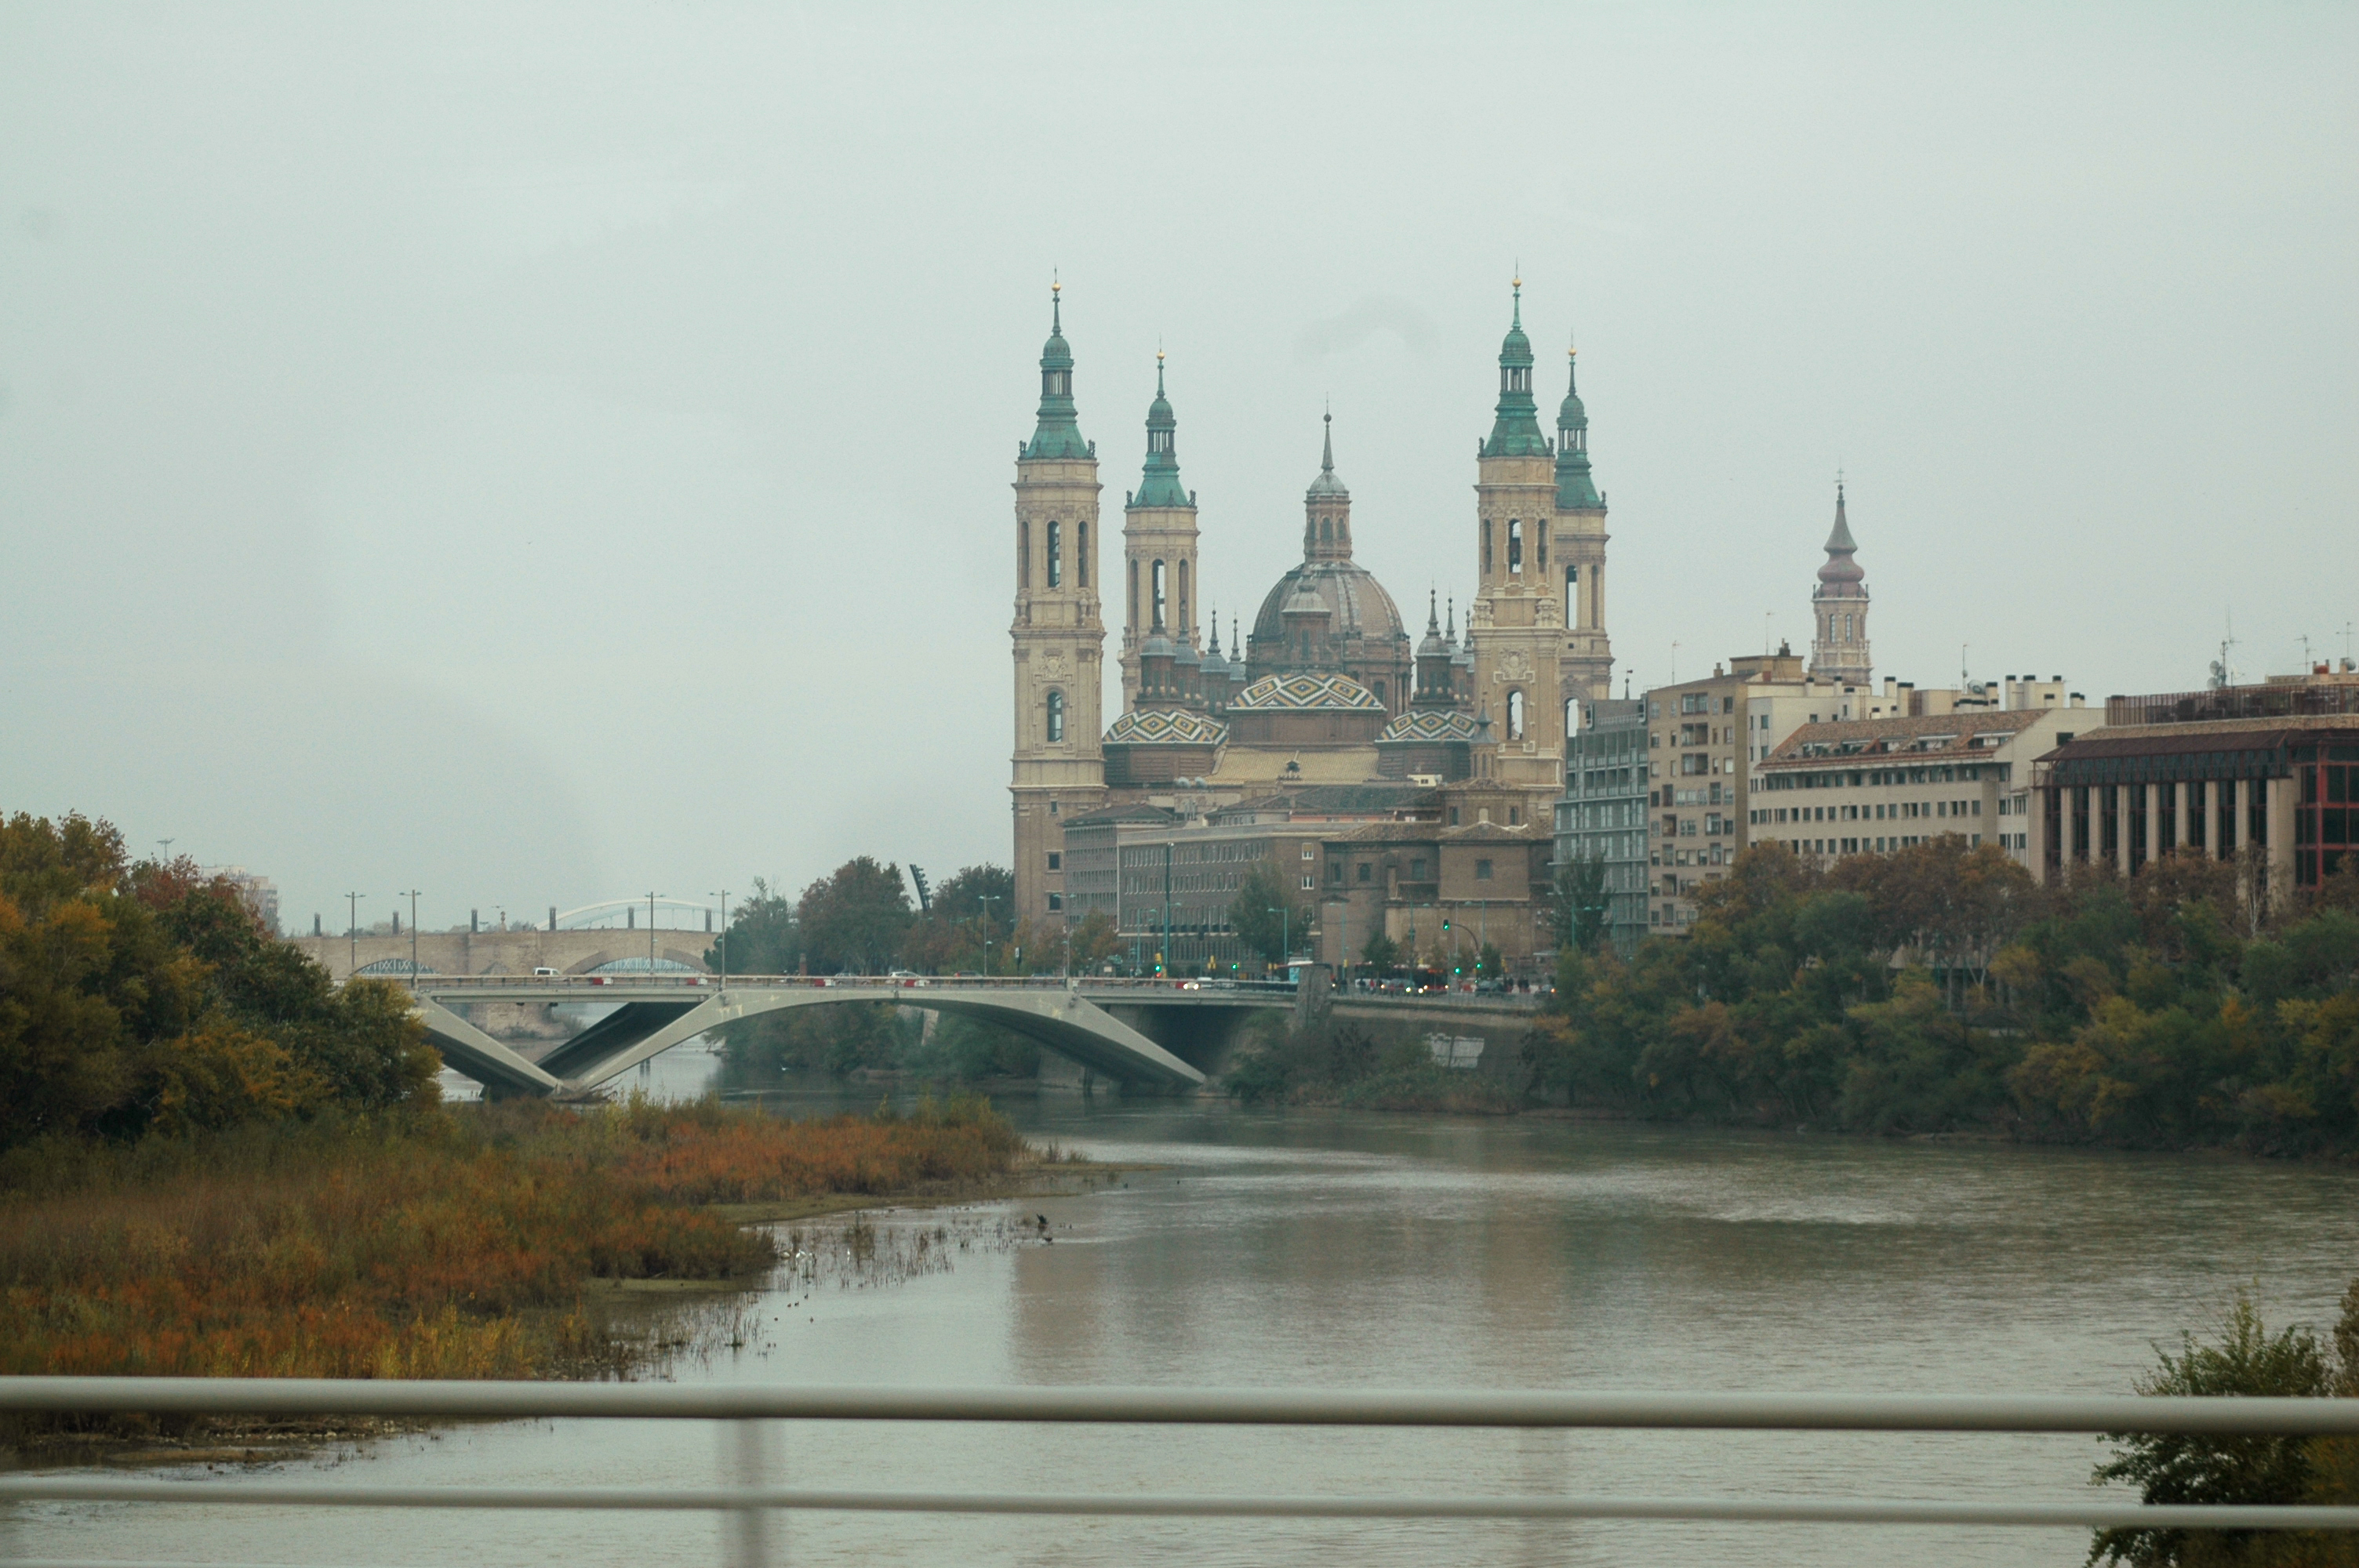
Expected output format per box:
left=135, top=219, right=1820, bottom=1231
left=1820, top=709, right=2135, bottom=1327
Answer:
left=12, top=1048, right=2359, bottom=1567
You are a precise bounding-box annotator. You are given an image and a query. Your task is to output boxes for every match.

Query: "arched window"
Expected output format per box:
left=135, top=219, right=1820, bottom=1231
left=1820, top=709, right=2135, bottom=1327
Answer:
left=1565, top=697, right=1579, bottom=736
left=1128, top=558, right=1139, bottom=630
left=1150, top=560, right=1166, bottom=630
left=1844, top=614, right=1854, bottom=641
left=1047, top=522, right=1063, bottom=588
left=1507, top=688, right=1526, bottom=739
left=1483, top=521, right=1494, bottom=575
left=1319, top=517, right=1332, bottom=544
left=1046, top=689, right=1065, bottom=743
left=1178, top=560, right=1190, bottom=633
left=1077, top=523, right=1088, bottom=586
left=1019, top=522, right=1030, bottom=587
left=1565, top=564, right=1579, bottom=627
left=1507, top=520, right=1524, bottom=574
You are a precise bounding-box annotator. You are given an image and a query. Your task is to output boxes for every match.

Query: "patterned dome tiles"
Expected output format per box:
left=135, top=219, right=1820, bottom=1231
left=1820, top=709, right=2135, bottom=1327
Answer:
left=1103, top=709, right=1229, bottom=746
left=1377, top=710, right=1478, bottom=743
left=1230, top=673, right=1386, bottom=713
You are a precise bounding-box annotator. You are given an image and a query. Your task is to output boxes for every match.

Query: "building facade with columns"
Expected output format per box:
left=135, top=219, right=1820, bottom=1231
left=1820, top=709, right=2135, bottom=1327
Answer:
left=2028, top=673, right=2359, bottom=898
left=1011, top=280, right=1616, bottom=956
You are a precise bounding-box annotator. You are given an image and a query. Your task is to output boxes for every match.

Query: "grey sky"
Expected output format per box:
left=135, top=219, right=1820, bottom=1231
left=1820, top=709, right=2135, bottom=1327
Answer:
left=2, top=5, right=2353, bottom=935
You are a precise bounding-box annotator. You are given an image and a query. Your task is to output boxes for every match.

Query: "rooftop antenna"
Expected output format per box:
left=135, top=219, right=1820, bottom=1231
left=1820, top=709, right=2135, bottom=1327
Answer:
left=2298, top=633, right=2313, bottom=669
left=2209, top=610, right=2239, bottom=691
left=1764, top=612, right=1774, bottom=657
left=1670, top=641, right=1680, bottom=685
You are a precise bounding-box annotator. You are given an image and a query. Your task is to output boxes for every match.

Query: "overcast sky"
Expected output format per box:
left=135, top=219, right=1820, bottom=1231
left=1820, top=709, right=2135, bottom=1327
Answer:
left=2, top=4, right=2353, bottom=935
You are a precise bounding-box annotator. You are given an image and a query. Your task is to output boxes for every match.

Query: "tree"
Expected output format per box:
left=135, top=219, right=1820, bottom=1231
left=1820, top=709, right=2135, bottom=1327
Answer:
left=2088, top=1287, right=2353, bottom=1568
left=707, top=878, right=798, bottom=977
left=794, top=858, right=912, bottom=975
left=1230, top=859, right=1308, bottom=967
left=902, top=865, right=1013, bottom=974
left=1067, top=910, right=1122, bottom=975
left=1554, top=855, right=1612, bottom=955
left=1360, top=929, right=1401, bottom=974
left=0, top=811, right=438, bottom=1149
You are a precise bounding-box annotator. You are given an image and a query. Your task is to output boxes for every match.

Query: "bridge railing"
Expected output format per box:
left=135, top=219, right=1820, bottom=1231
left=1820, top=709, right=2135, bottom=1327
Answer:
left=408, top=972, right=1555, bottom=1005
left=412, top=973, right=1307, bottom=995
left=2, top=1378, right=2354, bottom=1568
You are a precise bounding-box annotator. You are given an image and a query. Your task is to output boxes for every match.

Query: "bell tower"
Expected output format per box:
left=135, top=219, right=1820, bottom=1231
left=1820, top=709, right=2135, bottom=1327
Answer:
left=1010, top=281, right=1108, bottom=928
left=1118, top=350, right=1199, bottom=712
left=1467, top=278, right=1567, bottom=793
left=1552, top=339, right=1612, bottom=721
left=1808, top=480, right=1872, bottom=686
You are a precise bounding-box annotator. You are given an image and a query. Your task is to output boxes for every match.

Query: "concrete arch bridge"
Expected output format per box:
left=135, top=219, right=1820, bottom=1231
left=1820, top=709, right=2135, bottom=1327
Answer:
left=402, top=976, right=1307, bottom=1098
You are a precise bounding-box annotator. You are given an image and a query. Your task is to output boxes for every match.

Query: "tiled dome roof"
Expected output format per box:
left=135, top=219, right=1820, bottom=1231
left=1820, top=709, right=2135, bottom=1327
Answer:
left=1104, top=709, right=1227, bottom=746
left=1377, top=710, right=1478, bottom=743
left=1230, top=673, right=1386, bottom=713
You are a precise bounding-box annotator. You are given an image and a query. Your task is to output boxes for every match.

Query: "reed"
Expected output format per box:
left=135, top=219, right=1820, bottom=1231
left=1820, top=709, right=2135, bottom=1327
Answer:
left=0, top=1095, right=1032, bottom=1392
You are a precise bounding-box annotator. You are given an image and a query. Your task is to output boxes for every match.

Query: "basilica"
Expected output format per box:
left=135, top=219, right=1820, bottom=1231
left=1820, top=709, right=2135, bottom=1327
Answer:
left=1009, top=281, right=1616, bottom=966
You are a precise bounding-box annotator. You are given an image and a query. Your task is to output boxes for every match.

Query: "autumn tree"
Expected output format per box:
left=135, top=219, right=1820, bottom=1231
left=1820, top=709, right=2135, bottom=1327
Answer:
left=706, top=878, right=798, bottom=978
left=1230, top=858, right=1310, bottom=967
left=794, top=857, right=912, bottom=975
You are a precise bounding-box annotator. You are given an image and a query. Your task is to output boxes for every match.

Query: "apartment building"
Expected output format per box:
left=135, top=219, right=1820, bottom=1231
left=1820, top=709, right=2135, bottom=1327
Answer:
left=1750, top=703, right=2092, bottom=869
left=1644, top=650, right=1885, bottom=931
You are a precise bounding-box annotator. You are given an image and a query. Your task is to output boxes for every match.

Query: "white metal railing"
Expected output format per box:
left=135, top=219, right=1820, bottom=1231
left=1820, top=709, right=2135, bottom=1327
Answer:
left=2, top=1379, right=2356, bottom=1566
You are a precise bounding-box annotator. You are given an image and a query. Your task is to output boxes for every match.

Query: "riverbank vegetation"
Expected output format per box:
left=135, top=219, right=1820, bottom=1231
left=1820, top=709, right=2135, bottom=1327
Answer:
left=1532, top=839, right=2359, bottom=1155
left=0, top=811, right=1047, bottom=1406
left=2, top=811, right=442, bottom=1147
left=1223, top=1014, right=1524, bottom=1113
left=2092, top=1280, right=2359, bottom=1566
left=0, top=1094, right=1034, bottom=1402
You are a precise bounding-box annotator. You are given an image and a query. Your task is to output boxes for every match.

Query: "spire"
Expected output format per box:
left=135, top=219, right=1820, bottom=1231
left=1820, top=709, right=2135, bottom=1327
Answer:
left=1130, top=347, right=1187, bottom=508
left=1428, top=589, right=1441, bottom=635
left=1483, top=274, right=1548, bottom=458
left=1554, top=337, right=1601, bottom=510
left=1306, top=410, right=1349, bottom=500
left=1817, top=479, right=1863, bottom=585
left=1023, top=278, right=1091, bottom=461
left=1206, top=608, right=1221, bottom=658
left=1445, top=597, right=1458, bottom=642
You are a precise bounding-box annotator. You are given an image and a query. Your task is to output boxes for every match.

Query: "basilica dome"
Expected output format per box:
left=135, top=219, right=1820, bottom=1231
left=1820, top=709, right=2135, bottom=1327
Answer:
left=1249, top=559, right=1408, bottom=649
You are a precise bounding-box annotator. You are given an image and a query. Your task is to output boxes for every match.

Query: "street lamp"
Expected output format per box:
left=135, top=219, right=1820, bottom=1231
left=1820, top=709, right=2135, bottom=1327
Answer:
left=345, top=891, right=366, bottom=981
left=646, top=891, right=663, bottom=974
left=976, top=892, right=1001, bottom=978
left=404, top=889, right=423, bottom=990
left=710, top=890, right=730, bottom=991
left=1266, top=906, right=1289, bottom=983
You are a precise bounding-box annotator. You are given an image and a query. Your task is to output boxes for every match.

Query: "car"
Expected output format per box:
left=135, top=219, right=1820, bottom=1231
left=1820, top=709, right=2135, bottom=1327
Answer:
left=533, top=967, right=558, bottom=977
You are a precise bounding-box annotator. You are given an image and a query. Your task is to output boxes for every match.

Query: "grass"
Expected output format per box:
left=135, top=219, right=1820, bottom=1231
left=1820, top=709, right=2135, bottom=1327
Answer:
left=0, top=1094, right=1037, bottom=1408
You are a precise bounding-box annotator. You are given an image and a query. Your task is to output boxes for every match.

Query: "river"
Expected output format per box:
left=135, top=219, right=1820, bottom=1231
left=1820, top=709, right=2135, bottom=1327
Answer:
left=15, top=1051, right=2359, bottom=1566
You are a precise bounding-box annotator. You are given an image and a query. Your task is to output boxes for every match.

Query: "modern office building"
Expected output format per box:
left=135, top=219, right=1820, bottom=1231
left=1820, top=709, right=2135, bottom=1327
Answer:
left=2030, top=667, right=2359, bottom=898
left=1554, top=698, right=1651, bottom=953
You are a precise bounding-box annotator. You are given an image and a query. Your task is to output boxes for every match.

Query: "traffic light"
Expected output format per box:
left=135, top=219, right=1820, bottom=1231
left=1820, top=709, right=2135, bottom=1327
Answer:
left=1441, top=917, right=1451, bottom=932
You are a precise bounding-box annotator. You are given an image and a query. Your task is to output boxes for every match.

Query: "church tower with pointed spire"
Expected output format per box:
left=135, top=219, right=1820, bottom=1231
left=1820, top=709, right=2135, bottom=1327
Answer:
left=1118, top=350, right=1199, bottom=712
left=1552, top=339, right=1612, bottom=716
left=1010, top=281, right=1109, bottom=928
left=1468, top=277, right=1572, bottom=795
left=1808, top=481, right=1872, bottom=685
